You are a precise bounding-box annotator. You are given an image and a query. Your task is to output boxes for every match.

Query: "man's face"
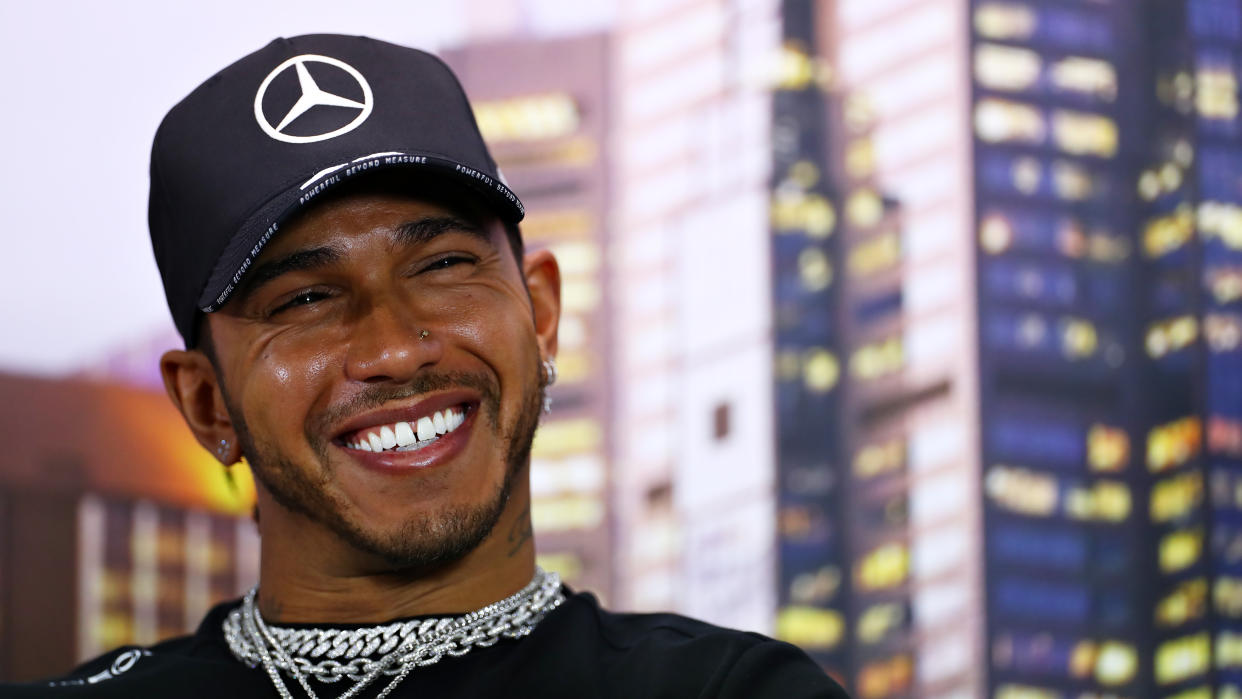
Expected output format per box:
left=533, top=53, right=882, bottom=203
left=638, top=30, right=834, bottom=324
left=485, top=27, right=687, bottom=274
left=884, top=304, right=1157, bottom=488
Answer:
left=202, top=188, right=551, bottom=571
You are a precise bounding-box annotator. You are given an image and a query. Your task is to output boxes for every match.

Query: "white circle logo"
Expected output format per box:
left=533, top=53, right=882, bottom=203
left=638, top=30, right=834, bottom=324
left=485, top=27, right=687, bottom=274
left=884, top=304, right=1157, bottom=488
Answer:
left=254, top=54, right=373, bottom=144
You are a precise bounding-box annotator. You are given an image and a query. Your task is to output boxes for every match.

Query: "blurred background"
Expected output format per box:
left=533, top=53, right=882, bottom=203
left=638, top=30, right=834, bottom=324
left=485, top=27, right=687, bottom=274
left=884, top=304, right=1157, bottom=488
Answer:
left=1, top=0, right=1238, bottom=696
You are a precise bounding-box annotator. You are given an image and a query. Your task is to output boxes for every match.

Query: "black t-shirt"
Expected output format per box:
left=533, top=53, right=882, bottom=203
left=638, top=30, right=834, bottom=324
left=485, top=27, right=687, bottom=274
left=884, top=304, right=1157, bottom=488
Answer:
left=1, top=590, right=849, bottom=698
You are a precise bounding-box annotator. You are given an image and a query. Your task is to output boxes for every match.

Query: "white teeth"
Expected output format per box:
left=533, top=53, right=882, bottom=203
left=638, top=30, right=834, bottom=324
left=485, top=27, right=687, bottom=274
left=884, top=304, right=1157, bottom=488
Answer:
left=367, top=432, right=383, bottom=451
left=359, top=439, right=372, bottom=452
left=379, top=426, right=398, bottom=449
left=417, top=416, right=436, bottom=441
left=395, top=421, right=416, bottom=447
left=433, top=411, right=447, bottom=435
left=450, top=408, right=464, bottom=429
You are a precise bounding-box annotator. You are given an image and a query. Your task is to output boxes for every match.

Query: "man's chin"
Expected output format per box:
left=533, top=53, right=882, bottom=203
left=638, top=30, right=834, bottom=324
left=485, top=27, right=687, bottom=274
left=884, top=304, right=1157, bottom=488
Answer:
left=337, top=502, right=508, bottom=573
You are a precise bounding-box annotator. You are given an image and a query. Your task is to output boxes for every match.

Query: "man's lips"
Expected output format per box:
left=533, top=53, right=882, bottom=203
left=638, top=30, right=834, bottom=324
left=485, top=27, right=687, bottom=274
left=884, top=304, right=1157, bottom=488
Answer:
left=330, top=391, right=481, bottom=454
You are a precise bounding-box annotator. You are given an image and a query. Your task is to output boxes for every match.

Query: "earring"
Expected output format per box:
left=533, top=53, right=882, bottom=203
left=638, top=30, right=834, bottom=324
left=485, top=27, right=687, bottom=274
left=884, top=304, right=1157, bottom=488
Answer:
left=542, top=358, right=557, bottom=414
left=419, top=329, right=430, bottom=340
left=217, top=439, right=230, bottom=462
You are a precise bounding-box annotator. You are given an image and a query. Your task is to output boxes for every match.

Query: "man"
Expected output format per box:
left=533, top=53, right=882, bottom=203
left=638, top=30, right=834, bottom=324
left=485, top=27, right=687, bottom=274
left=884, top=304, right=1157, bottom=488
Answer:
left=4, top=34, right=848, bottom=698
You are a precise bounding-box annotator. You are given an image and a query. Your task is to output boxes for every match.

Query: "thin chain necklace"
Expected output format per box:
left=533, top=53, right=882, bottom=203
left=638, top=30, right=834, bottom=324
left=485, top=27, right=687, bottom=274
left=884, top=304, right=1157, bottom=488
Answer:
left=223, top=569, right=564, bottom=699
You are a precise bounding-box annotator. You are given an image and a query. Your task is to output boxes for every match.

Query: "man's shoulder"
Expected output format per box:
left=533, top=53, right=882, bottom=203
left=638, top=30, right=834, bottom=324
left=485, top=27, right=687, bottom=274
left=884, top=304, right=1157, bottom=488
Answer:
left=538, top=590, right=850, bottom=698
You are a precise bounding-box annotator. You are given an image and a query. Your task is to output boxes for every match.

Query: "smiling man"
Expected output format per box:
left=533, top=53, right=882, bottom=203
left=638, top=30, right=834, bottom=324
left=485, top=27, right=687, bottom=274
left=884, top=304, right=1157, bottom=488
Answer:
left=3, top=34, right=847, bottom=698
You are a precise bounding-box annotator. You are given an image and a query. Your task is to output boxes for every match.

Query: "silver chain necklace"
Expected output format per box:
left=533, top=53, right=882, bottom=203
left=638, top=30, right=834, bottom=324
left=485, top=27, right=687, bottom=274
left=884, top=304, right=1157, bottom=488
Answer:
left=222, top=569, right=564, bottom=699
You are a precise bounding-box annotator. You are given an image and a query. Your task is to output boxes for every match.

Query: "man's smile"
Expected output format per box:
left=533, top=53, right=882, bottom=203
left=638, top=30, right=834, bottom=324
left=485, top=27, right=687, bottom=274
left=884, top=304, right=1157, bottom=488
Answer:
left=339, top=404, right=469, bottom=452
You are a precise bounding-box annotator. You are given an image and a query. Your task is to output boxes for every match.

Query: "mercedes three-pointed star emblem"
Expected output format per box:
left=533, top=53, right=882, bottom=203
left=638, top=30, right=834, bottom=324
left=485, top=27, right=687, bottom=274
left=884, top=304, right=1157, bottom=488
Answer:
left=253, top=54, right=374, bottom=144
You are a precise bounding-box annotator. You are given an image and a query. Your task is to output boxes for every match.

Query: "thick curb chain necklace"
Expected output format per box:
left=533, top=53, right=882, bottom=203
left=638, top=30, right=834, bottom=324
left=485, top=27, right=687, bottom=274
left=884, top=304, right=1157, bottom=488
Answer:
left=222, top=569, right=564, bottom=699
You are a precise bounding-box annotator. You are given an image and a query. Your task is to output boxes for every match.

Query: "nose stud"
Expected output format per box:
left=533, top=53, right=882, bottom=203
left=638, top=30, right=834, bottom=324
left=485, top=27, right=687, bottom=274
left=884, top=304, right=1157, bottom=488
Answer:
left=419, top=329, right=430, bottom=340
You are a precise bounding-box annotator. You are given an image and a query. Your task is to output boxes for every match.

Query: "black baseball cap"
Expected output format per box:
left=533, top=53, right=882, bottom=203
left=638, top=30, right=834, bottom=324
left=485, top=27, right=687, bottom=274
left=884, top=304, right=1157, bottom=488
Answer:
left=149, top=34, right=524, bottom=347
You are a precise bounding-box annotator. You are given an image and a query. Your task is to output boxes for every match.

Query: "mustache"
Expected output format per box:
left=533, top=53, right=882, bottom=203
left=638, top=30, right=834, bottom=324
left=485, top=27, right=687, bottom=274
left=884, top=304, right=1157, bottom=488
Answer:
left=307, top=370, right=502, bottom=443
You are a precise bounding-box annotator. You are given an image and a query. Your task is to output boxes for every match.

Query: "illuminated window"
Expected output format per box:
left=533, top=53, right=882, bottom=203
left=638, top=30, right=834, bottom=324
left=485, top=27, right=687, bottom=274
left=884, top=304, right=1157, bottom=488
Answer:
left=1051, top=110, right=1117, bottom=157
left=1197, top=65, right=1239, bottom=121
left=1155, top=633, right=1210, bottom=685
left=1143, top=206, right=1194, bottom=258
left=775, top=41, right=816, bottom=91
left=1152, top=471, right=1205, bottom=523
left=850, top=337, right=904, bottom=381
left=857, top=603, right=908, bottom=645
left=473, top=93, right=580, bottom=143
left=1146, top=316, right=1200, bottom=359
left=1060, top=317, right=1098, bottom=359
left=1052, top=160, right=1095, bottom=200
left=980, top=213, right=1014, bottom=254
left=1160, top=528, right=1205, bottom=574
left=976, top=98, right=1045, bottom=144
left=1216, top=576, right=1242, bottom=617
left=986, top=465, right=1058, bottom=516
left=974, top=43, right=1041, bottom=92
left=848, top=232, right=900, bottom=278
left=845, top=139, right=875, bottom=179
left=1206, top=313, right=1242, bottom=352
left=802, top=349, right=840, bottom=393
left=1050, top=56, right=1117, bottom=101
left=1156, top=579, right=1207, bottom=628
left=1087, top=425, right=1129, bottom=472
left=994, top=685, right=1059, bottom=699
left=1199, top=201, right=1242, bottom=251
left=775, top=606, right=844, bottom=650
left=1095, top=641, right=1139, bottom=686
left=771, top=191, right=836, bottom=238
left=1218, top=631, right=1242, bottom=668
left=846, top=189, right=884, bottom=228
left=1207, top=267, right=1242, bottom=304
left=797, top=247, right=833, bottom=292
left=855, top=542, right=909, bottom=591
left=974, top=4, right=1037, bottom=40
left=1148, top=417, right=1203, bottom=472
left=1210, top=418, right=1242, bottom=459
left=854, top=439, right=906, bottom=479
left=789, top=566, right=841, bottom=606
left=856, top=654, right=913, bottom=699
left=1064, top=480, right=1130, bottom=522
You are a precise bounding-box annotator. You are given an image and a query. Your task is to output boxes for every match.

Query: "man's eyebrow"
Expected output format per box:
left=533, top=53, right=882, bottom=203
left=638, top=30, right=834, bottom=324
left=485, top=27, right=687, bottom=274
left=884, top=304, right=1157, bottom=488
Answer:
left=396, top=215, right=495, bottom=248
left=235, top=247, right=342, bottom=305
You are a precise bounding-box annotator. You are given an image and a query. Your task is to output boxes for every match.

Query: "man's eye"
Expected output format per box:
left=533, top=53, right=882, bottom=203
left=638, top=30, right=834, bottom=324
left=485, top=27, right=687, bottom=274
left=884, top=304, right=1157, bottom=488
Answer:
left=271, top=290, right=329, bottom=316
left=424, top=255, right=475, bottom=272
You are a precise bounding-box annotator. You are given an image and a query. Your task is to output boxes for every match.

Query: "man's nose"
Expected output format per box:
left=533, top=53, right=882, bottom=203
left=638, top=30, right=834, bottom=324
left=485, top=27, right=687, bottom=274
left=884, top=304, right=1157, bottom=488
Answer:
left=343, top=298, right=440, bottom=383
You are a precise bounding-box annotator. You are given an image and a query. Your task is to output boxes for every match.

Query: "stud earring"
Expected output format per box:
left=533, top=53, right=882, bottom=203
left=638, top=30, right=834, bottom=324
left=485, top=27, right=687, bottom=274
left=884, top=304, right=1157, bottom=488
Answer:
left=419, top=329, right=430, bottom=340
left=217, top=439, right=229, bottom=461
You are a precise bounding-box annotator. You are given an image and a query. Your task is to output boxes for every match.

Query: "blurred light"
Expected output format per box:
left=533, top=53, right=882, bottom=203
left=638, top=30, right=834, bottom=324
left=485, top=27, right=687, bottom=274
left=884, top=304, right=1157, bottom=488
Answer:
left=854, top=439, right=906, bottom=479
left=1199, top=201, right=1242, bottom=250
left=1142, top=206, right=1194, bottom=258
left=845, top=139, right=875, bottom=179
left=775, top=606, right=844, bottom=650
left=1218, top=632, right=1242, bottom=669
left=1087, top=424, right=1130, bottom=472
left=986, top=465, right=1058, bottom=516
left=1088, top=233, right=1130, bottom=263
left=846, top=189, right=884, bottom=228
left=531, top=494, right=604, bottom=532
left=974, top=4, right=1037, bottom=40
left=1207, top=267, right=1242, bottom=304
left=848, top=232, right=901, bottom=278
left=788, top=160, right=821, bottom=189
left=1161, top=163, right=1184, bottom=191
left=1197, top=67, right=1239, bottom=120
left=1209, top=417, right=1242, bottom=458
left=1051, top=56, right=1118, bottom=101
left=1159, top=529, right=1204, bottom=574
left=1155, top=633, right=1210, bottom=685
left=1157, top=579, right=1208, bottom=628
left=774, top=41, right=816, bottom=91
left=1216, top=577, right=1242, bottom=617
left=1052, top=160, right=1093, bottom=200
left=1064, top=480, right=1130, bottom=522
left=771, top=191, right=836, bottom=237
left=994, top=685, right=1059, bottom=699
left=844, top=93, right=876, bottom=133
left=1205, top=313, right=1242, bottom=352
left=855, top=542, right=909, bottom=591
left=1060, top=318, right=1098, bottom=359
left=474, top=93, right=580, bottom=143
left=974, top=43, right=1041, bottom=92
left=803, top=349, right=840, bottom=393
left=1148, top=417, right=1203, bottom=473
left=1146, top=316, right=1199, bottom=359
left=1051, top=110, right=1118, bottom=157
left=1095, top=641, right=1138, bottom=686
left=857, top=603, right=905, bottom=644
left=531, top=418, right=602, bottom=459
left=976, top=98, right=1045, bottom=144
left=1174, top=139, right=1194, bottom=166
left=798, top=247, right=833, bottom=292
left=850, top=337, right=904, bottom=380
left=980, top=214, right=1014, bottom=254
left=1012, top=156, right=1042, bottom=194
left=1151, top=472, right=1204, bottom=523
left=535, top=552, right=583, bottom=582
left=790, top=566, right=841, bottom=605
left=857, top=654, right=913, bottom=699
left=1139, top=170, right=1162, bottom=201
left=561, top=279, right=600, bottom=313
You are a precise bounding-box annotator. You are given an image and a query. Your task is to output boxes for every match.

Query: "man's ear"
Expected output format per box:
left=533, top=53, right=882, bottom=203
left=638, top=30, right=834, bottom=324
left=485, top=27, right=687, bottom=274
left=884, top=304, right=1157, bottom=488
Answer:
left=159, top=348, right=241, bottom=465
left=523, top=248, right=561, bottom=360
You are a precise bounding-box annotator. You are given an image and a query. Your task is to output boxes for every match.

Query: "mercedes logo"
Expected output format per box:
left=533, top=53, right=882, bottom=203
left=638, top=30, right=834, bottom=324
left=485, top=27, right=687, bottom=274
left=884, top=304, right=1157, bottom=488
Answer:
left=254, top=54, right=373, bottom=144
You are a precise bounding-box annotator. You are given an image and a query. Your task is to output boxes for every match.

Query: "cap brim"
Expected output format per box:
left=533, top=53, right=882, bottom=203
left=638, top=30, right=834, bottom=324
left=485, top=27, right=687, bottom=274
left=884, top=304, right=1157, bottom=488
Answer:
left=196, top=151, right=524, bottom=313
